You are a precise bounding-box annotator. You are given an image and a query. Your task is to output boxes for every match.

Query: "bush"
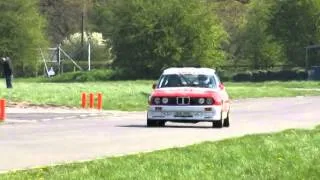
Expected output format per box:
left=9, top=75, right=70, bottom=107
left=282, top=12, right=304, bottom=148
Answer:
left=231, top=68, right=308, bottom=82
left=216, top=70, right=233, bottom=82
left=295, top=68, right=308, bottom=80
left=43, top=67, right=309, bottom=83
left=232, top=71, right=253, bottom=82
left=43, top=68, right=158, bottom=82
left=251, top=70, right=268, bottom=82
left=46, top=69, right=114, bottom=82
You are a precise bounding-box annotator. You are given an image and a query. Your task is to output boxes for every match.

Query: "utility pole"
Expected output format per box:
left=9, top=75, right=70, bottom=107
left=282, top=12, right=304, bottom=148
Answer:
left=81, top=11, right=84, bottom=49
left=305, top=47, right=309, bottom=69
left=81, top=0, right=86, bottom=60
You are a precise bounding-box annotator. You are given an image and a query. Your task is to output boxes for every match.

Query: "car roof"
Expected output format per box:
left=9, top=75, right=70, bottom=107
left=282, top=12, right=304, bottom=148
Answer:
left=162, top=67, right=216, bottom=75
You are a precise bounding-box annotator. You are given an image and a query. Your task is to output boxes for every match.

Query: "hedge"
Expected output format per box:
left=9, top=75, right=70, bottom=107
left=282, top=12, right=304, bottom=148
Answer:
left=44, top=68, right=309, bottom=83
left=230, top=68, right=308, bottom=82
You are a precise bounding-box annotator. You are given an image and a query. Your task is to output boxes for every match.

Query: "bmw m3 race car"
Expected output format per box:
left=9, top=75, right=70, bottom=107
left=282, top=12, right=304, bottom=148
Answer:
left=147, top=67, right=231, bottom=128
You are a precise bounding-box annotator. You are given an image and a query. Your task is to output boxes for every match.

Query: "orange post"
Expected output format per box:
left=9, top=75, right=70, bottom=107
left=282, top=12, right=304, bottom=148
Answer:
left=89, top=93, right=94, bottom=109
left=97, top=93, right=103, bottom=110
left=0, top=99, right=6, bottom=121
left=81, top=92, right=87, bottom=108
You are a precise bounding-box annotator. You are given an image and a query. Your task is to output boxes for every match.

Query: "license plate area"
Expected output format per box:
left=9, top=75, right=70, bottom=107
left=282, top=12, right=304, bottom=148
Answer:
left=174, top=111, right=193, bottom=117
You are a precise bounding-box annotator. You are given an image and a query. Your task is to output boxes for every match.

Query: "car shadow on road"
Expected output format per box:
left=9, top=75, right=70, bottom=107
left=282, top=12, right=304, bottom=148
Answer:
left=6, top=112, right=95, bottom=121
left=117, top=124, right=214, bottom=129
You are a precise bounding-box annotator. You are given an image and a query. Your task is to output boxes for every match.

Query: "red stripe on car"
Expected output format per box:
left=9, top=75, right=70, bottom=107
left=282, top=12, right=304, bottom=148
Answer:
left=151, top=89, right=222, bottom=105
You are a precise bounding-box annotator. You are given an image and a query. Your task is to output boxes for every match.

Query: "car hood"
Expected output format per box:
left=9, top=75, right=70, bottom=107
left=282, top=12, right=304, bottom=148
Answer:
left=151, top=87, right=219, bottom=98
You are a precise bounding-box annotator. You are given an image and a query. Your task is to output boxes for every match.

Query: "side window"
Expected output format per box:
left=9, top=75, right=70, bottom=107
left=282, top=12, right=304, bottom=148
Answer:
left=209, top=75, right=217, bottom=88
left=214, top=74, right=221, bottom=85
left=157, top=75, right=165, bottom=88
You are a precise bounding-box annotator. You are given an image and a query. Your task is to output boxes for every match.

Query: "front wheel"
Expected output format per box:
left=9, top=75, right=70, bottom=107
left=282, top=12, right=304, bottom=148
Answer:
left=147, top=119, right=157, bottom=127
left=212, top=120, right=223, bottom=128
left=158, top=120, right=166, bottom=127
left=147, top=119, right=165, bottom=127
left=223, top=112, right=230, bottom=127
left=212, top=111, right=224, bottom=128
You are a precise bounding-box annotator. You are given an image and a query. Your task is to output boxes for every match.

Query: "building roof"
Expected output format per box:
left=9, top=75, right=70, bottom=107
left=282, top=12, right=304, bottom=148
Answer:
left=162, top=67, right=216, bottom=75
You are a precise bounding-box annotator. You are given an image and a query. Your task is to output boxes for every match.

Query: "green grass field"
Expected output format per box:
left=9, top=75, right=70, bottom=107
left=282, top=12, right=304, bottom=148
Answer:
left=0, top=80, right=319, bottom=111
left=1, top=80, right=320, bottom=111
left=1, top=126, right=319, bottom=180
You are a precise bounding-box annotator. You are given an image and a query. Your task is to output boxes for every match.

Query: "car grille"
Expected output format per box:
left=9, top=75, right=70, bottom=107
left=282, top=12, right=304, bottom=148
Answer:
left=167, top=97, right=200, bottom=105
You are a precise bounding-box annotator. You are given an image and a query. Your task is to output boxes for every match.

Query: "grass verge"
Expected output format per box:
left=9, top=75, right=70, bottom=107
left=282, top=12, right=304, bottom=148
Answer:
left=1, top=126, right=319, bottom=180
left=0, top=81, right=320, bottom=111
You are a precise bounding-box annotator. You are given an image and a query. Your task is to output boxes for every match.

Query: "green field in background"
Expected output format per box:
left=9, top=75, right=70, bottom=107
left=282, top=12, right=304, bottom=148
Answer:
left=0, top=80, right=319, bottom=111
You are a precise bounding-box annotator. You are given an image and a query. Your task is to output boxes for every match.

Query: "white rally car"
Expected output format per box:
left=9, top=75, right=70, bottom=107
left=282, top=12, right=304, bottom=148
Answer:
left=147, top=67, right=231, bottom=128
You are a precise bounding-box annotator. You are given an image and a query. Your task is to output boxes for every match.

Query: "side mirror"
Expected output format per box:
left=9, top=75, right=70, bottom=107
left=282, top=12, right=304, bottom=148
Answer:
left=152, top=83, right=157, bottom=89
left=219, top=83, right=225, bottom=90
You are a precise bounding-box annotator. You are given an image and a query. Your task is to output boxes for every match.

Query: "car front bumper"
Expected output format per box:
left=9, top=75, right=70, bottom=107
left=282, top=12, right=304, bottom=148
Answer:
left=147, top=105, right=222, bottom=122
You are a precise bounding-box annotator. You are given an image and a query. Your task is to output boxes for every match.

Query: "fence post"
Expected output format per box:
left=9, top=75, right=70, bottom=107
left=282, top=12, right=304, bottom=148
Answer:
left=89, top=93, right=94, bottom=109
left=0, top=99, right=6, bottom=121
left=97, top=93, right=103, bottom=110
left=81, top=92, right=87, bottom=108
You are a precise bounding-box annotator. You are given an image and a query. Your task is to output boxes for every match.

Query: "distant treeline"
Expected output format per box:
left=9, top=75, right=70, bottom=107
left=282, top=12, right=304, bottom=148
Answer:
left=1, top=0, right=320, bottom=78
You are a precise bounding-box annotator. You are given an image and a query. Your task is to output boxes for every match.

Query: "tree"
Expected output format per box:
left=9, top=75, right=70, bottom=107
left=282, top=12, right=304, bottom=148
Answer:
left=61, top=32, right=114, bottom=64
left=93, top=0, right=228, bottom=78
left=0, top=0, right=48, bottom=76
left=214, top=0, right=320, bottom=69
left=39, top=0, right=94, bottom=45
left=240, top=0, right=286, bottom=69
left=211, top=0, right=248, bottom=66
left=267, top=0, right=320, bottom=67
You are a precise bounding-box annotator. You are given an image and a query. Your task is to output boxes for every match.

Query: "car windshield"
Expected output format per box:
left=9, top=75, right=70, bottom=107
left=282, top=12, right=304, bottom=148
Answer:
left=157, top=74, right=217, bottom=88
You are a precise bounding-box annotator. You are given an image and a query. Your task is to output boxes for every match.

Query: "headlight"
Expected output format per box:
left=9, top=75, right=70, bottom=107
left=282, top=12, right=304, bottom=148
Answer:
left=206, top=98, right=213, bottom=105
left=162, top=97, right=169, bottom=104
left=154, top=97, right=161, bottom=105
left=198, top=98, right=205, bottom=105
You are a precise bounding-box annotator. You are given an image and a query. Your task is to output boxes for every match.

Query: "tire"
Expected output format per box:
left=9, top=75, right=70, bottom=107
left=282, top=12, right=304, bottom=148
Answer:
left=223, top=113, right=230, bottom=127
left=147, top=120, right=165, bottom=127
left=159, top=120, right=166, bottom=127
left=212, top=112, right=223, bottom=128
left=212, top=120, right=223, bottom=128
left=147, top=119, right=157, bottom=127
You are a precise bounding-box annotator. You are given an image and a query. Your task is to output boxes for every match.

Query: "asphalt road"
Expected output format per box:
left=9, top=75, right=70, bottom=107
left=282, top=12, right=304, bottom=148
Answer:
left=0, top=96, right=320, bottom=173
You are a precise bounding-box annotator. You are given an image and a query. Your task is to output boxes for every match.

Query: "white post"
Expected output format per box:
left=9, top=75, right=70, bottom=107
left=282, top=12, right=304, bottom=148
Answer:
left=88, top=41, right=91, bottom=71
left=58, top=44, right=61, bottom=74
